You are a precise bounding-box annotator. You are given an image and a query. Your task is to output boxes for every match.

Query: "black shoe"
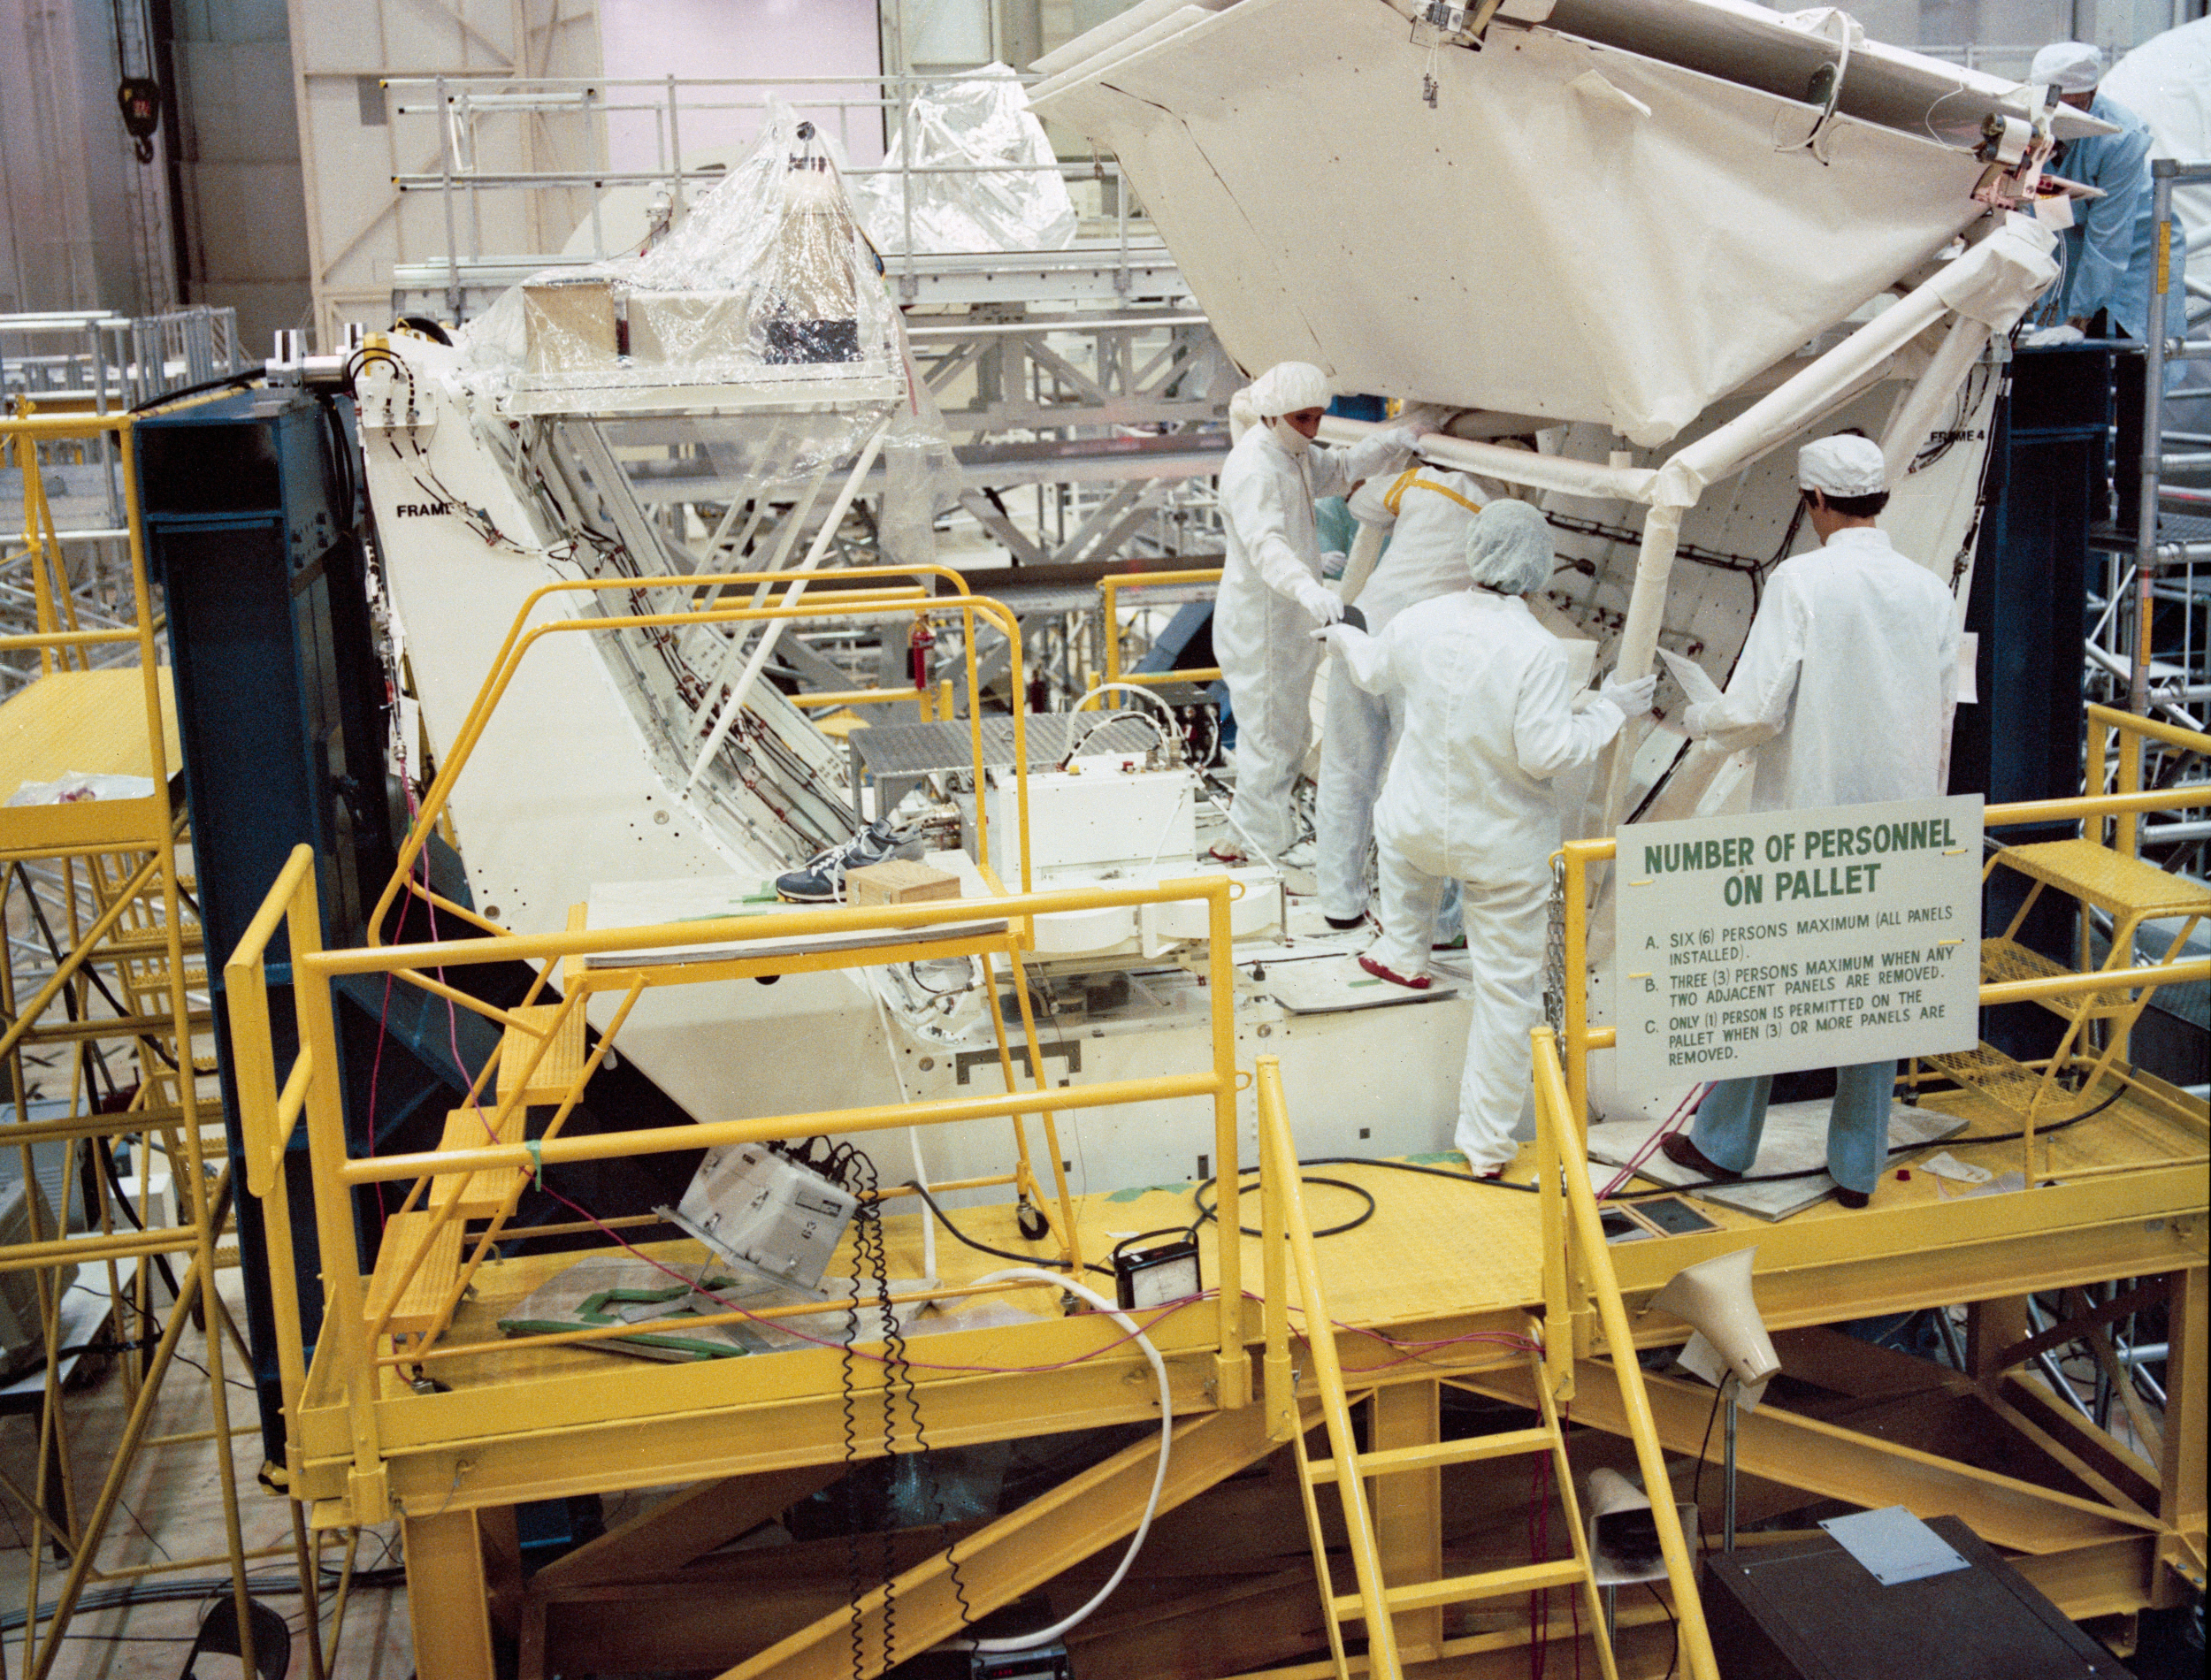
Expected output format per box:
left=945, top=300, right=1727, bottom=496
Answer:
left=1658, top=1132, right=1742, bottom=1181
left=1834, top=1187, right=1871, bottom=1210
left=1325, top=913, right=1367, bottom=931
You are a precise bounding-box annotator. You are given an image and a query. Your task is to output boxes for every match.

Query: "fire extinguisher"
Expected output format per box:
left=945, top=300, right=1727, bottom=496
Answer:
left=907, top=617, right=936, bottom=691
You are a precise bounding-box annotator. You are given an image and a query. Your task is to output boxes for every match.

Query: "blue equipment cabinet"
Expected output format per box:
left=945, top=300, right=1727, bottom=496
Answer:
left=136, top=384, right=397, bottom=1461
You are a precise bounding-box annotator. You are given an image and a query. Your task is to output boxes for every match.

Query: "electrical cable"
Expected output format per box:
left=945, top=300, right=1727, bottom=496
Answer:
left=899, top=1178, right=1110, bottom=1278
left=961, top=1268, right=1173, bottom=1654
left=6, top=862, right=180, bottom=1070
left=1647, top=1581, right=1679, bottom=1680
left=1687, top=1381, right=1723, bottom=1558
left=1192, top=1171, right=1376, bottom=1240
left=1605, top=1079, right=2133, bottom=1198
left=128, top=365, right=263, bottom=414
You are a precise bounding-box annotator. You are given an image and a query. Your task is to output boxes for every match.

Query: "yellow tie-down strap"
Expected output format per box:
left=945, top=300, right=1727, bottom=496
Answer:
left=1382, top=466, right=1484, bottom=518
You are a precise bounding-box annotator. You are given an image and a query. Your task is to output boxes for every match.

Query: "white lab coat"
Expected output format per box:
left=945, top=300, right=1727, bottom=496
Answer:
left=1215, top=424, right=1409, bottom=859
left=1335, top=590, right=1629, bottom=1169
left=1695, top=526, right=1960, bottom=812
left=1314, top=466, right=1496, bottom=920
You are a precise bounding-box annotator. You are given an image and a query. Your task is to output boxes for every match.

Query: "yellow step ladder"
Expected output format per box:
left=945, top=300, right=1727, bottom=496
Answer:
left=1932, top=836, right=2208, bottom=1124
left=1288, top=1351, right=1618, bottom=1678
left=1256, top=1049, right=1716, bottom=1679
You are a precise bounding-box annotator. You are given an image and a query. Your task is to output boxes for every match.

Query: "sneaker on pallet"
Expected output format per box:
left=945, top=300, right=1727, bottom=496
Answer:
left=775, top=821, right=918, bottom=903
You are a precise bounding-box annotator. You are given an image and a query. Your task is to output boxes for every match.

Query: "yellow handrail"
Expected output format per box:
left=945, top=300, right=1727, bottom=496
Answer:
left=1530, top=1028, right=1720, bottom=1680
left=791, top=681, right=957, bottom=721
left=219, top=844, right=323, bottom=1425
left=1254, top=1055, right=1402, bottom=1678
left=370, top=572, right=1037, bottom=944
left=1100, top=566, right=1223, bottom=700
left=2086, top=701, right=2210, bottom=856
left=226, top=849, right=1251, bottom=1522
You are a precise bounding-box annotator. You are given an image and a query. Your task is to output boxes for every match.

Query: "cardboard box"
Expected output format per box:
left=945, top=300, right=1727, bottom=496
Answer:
left=847, top=859, right=962, bottom=906
left=522, top=278, right=617, bottom=375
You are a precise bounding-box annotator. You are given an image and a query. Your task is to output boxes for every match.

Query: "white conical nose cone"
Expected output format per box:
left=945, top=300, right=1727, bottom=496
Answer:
left=1649, top=1247, right=1781, bottom=1387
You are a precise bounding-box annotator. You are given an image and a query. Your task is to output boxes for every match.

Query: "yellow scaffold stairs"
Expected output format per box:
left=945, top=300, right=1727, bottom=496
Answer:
left=1252, top=1050, right=1718, bottom=1679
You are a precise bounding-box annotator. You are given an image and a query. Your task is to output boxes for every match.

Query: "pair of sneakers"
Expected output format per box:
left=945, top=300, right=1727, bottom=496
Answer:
left=776, top=821, right=920, bottom=903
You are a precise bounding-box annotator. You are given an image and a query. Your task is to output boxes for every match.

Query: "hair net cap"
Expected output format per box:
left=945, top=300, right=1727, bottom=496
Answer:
left=1243, top=361, right=1331, bottom=419
left=1797, top=434, right=1888, bottom=497
left=2030, top=42, right=2102, bottom=91
left=1462, top=499, right=1554, bottom=596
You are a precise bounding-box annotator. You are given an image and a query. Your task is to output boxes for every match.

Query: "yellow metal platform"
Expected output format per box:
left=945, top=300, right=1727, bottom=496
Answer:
left=0, top=667, right=179, bottom=854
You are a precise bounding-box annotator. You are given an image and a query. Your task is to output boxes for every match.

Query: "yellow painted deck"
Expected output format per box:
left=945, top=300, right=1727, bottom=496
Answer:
left=0, top=667, right=180, bottom=854
left=295, top=1063, right=2206, bottom=1522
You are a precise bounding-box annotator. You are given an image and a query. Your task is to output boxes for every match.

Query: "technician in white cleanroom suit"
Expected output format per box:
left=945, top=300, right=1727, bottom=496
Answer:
left=1316, top=500, right=1655, bottom=1174
left=1314, top=462, right=1502, bottom=931
left=1212, top=363, right=1419, bottom=872
left=1664, top=435, right=1962, bottom=1209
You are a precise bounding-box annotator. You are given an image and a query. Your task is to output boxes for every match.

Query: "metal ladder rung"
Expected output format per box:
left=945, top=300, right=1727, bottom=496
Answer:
left=1330, top=1557, right=1588, bottom=1621
left=1304, top=1425, right=1557, bottom=1485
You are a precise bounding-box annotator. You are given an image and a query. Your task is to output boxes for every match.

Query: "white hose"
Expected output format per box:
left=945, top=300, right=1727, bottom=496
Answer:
left=1067, top=682, right=1187, bottom=761
left=962, top=1268, right=1174, bottom=1652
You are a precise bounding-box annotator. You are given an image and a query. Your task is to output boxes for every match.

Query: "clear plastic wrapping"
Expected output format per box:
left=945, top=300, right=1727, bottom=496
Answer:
left=852, top=65, right=1078, bottom=256
left=455, top=98, right=957, bottom=564
left=461, top=100, right=909, bottom=416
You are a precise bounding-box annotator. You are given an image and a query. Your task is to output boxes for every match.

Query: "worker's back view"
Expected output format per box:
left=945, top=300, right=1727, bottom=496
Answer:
left=1675, top=434, right=1962, bottom=1210
left=1704, top=529, right=1960, bottom=813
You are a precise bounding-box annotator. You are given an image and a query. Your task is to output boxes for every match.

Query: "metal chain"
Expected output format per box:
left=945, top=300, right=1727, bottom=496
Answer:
left=1544, top=853, right=1567, bottom=1040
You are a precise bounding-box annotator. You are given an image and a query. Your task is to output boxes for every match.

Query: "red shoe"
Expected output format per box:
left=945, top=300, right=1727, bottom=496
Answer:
left=1358, top=953, right=1431, bottom=990
left=1206, top=844, right=1249, bottom=865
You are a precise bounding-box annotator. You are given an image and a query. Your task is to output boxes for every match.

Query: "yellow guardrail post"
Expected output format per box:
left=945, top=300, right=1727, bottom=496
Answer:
left=1561, top=839, right=1603, bottom=1360
left=222, top=845, right=324, bottom=1429
left=1206, top=875, right=1248, bottom=1409
left=1532, top=1027, right=1720, bottom=1680
left=1534, top=1022, right=1572, bottom=1402
left=1098, top=568, right=1223, bottom=706
left=1259, top=1064, right=1296, bottom=1441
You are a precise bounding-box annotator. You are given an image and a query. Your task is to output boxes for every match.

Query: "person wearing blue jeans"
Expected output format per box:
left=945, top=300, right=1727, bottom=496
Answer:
left=1657, top=434, right=1960, bottom=1212
left=1680, top=1062, right=1896, bottom=1208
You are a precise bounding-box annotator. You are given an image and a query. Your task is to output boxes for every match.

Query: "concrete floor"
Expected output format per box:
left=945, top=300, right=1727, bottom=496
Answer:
left=0, top=1269, right=414, bottom=1678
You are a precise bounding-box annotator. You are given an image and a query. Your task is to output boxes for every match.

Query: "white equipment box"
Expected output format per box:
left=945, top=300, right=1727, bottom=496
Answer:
left=967, top=765, right=1198, bottom=878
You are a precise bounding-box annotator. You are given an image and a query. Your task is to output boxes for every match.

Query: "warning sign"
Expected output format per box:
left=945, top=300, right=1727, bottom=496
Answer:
left=1614, top=795, right=1983, bottom=1088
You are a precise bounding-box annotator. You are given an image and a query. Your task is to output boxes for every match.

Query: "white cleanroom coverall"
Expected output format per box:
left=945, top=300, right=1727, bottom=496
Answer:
left=1684, top=519, right=1960, bottom=1195
left=1687, top=526, right=1961, bottom=813
left=1328, top=590, right=1633, bottom=1170
left=1216, top=421, right=1414, bottom=861
left=1315, top=466, right=1496, bottom=923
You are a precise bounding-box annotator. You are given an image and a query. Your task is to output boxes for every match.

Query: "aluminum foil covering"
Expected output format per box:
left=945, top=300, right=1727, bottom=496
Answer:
left=853, top=64, right=1077, bottom=255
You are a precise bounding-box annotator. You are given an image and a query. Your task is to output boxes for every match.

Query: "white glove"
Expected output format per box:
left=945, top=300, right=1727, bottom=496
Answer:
left=1384, top=424, right=1424, bottom=456
left=2022, top=324, right=2085, bottom=347
left=1600, top=672, right=1657, bottom=720
left=1311, top=620, right=1355, bottom=648
left=1299, top=583, right=1346, bottom=628
left=1320, top=548, right=1348, bottom=580
left=1681, top=701, right=1713, bottom=740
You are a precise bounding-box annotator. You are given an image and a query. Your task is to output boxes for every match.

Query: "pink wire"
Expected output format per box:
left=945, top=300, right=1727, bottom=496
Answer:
left=1595, top=1082, right=1709, bottom=1202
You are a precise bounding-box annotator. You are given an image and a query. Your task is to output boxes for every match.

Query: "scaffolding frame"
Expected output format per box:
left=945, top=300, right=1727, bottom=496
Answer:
left=0, top=410, right=291, bottom=1680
